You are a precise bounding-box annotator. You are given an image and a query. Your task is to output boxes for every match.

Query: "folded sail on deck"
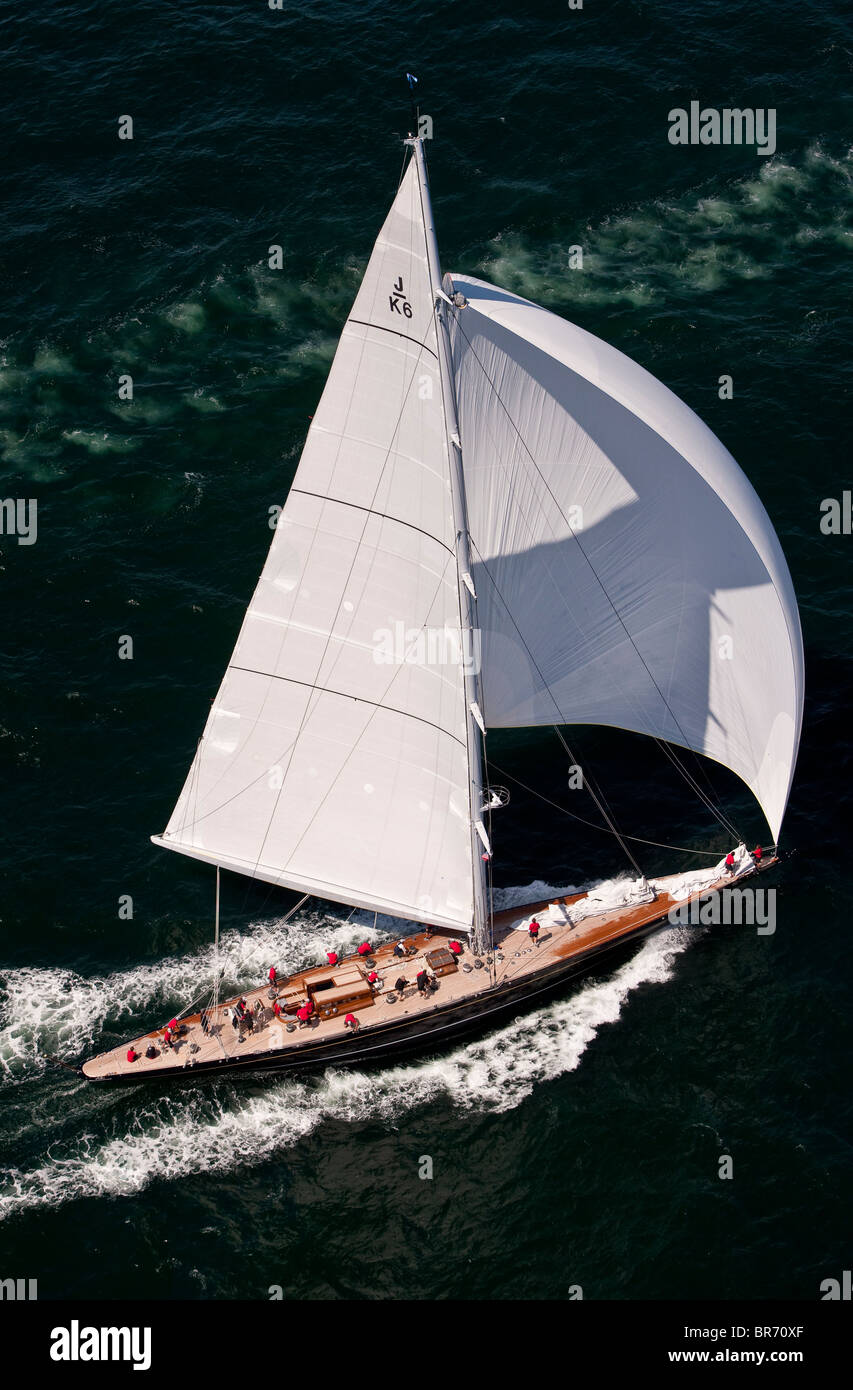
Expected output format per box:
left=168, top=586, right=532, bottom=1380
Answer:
left=447, top=274, right=804, bottom=840
left=154, top=161, right=474, bottom=931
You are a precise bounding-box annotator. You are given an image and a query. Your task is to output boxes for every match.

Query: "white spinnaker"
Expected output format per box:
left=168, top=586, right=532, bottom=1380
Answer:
left=447, top=274, right=804, bottom=840
left=154, top=161, right=474, bottom=932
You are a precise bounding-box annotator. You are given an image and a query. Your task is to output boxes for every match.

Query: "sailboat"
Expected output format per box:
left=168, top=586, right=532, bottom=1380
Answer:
left=82, top=134, right=803, bottom=1083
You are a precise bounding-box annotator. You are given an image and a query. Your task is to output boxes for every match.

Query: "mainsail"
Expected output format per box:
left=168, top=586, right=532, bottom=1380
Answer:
left=446, top=273, right=804, bottom=840
left=154, top=154, right=478, bottom=931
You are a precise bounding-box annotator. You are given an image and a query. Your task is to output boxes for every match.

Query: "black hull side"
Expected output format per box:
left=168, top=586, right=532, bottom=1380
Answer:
left=83, top=907, right=677, bottom=1085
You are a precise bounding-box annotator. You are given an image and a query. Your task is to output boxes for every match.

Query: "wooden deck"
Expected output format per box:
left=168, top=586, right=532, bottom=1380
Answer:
left=82, top=856, right=774, bottom=1080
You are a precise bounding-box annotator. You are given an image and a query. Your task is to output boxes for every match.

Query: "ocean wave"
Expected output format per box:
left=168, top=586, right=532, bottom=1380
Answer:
left=473, top=143, right=853, bottom=308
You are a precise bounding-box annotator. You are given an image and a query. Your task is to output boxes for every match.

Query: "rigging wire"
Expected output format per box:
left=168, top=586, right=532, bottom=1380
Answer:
left=651, top=736, right=742, bottom=841
left=485, top=755, right=732, bottom=857
left=551, top=726, right=645, bottom=877
left=177, top=890, right=314, bottom=1029
left=396, top=143, right=409, bottom=191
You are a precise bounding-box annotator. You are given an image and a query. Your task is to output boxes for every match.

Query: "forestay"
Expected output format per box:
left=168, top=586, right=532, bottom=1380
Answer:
left=447, top=274, right=804, bottom=840
left=154, top=161, right=474, bottom=931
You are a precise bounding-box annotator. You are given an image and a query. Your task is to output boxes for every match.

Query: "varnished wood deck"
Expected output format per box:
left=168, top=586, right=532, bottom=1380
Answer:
left=82, top=857, right=774, bottom=1080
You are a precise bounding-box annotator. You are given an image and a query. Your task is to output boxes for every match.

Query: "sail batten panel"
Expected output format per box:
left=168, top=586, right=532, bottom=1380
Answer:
left=160, top=674, right=473, bottom=929
left=151, top=838, right=473, bottom=934
left=448, top=274, right=804, bottom=840
left=299, top=322, right=451, bottom=543
left=157, top=160, right=474, bottom=927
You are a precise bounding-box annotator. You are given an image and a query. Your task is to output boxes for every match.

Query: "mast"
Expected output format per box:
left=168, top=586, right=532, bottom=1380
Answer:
left=212, top=864, right=221, bottom=1021
left=410, top=135, right=491, bottom=956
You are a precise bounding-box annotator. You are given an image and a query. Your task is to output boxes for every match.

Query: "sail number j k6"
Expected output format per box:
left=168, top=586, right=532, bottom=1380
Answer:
left=390, top=276, right=412, bottom=317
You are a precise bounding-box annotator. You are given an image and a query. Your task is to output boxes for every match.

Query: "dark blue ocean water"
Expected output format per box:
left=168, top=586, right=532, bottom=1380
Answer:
left=1, top=0, right=851, bottom=1300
